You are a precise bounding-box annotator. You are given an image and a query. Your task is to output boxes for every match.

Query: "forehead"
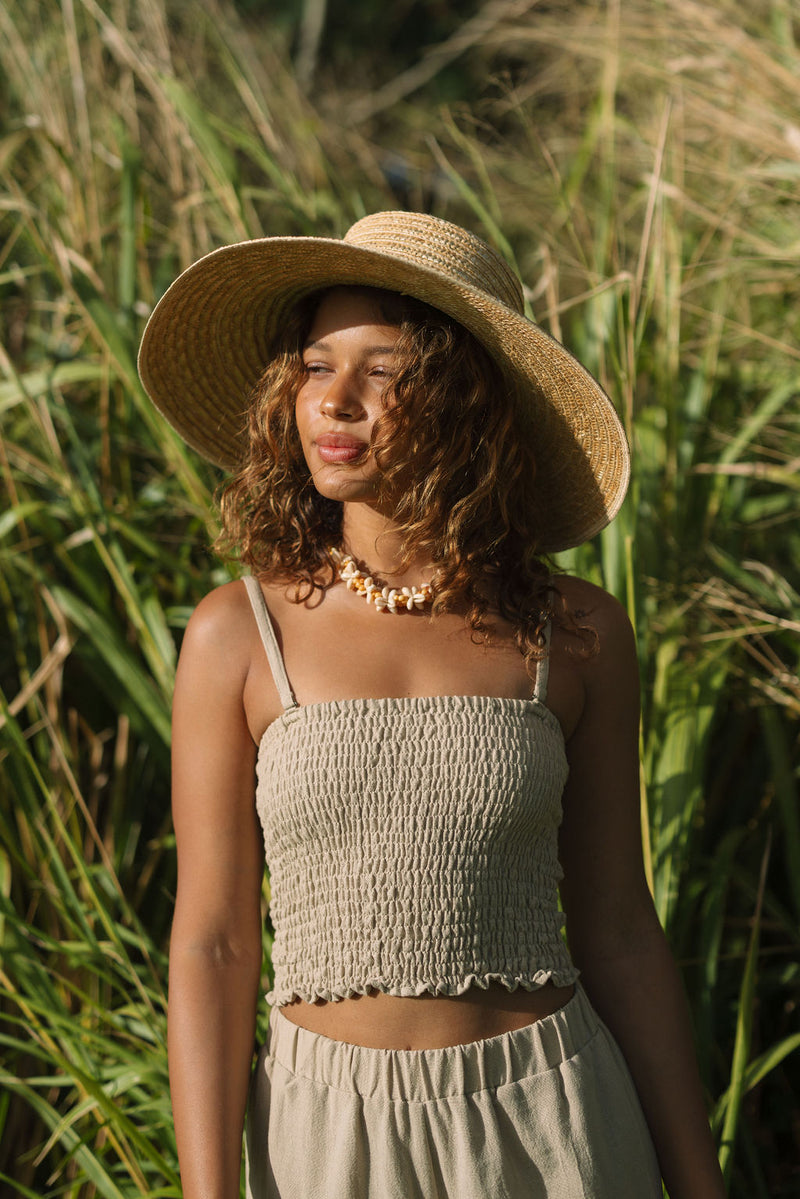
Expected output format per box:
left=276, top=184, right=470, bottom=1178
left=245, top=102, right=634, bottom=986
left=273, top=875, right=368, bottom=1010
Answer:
left=305, top=287, right=403, bottom=343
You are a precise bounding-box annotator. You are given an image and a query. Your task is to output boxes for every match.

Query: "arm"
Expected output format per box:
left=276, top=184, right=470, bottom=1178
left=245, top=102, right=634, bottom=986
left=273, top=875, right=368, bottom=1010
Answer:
left=557, top=584, right=726, bottom=1199
left=168, top=584, right=266, bottom=1199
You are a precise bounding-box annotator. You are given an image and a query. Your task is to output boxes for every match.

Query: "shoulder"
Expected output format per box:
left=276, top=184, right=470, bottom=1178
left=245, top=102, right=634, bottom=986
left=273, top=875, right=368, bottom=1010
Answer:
left=178, top=577, right=295, bottom=739
left=546, top=576, right=638, bottom=739
left=178, top=578, right=259, bottom=689
left=554, top=574, right=636, bottom=664
left=185, top=577, right=254, bottom=630
left=555, top=574, right=630, bottom=627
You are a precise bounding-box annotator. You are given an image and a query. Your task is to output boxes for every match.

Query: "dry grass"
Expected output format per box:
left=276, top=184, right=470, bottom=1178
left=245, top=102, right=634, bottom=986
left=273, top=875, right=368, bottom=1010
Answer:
left=1, top=0, right=798, bottom=1193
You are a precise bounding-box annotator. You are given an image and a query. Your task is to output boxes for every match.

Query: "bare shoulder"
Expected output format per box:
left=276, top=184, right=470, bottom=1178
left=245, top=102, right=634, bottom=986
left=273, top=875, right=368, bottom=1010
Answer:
left=184, top=577, right=253, bottom=635
left=555, top=574, right=631, bottom=630
left=555, top=574, right=637, bottom=665
left=544, top=576, right=638, bottom=740
left=178, top=578, right=257, bottom=690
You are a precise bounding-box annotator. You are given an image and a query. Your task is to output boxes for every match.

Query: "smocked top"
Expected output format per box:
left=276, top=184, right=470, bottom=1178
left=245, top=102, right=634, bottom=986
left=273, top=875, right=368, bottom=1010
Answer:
left=244, top=575, right=579, bottom=1006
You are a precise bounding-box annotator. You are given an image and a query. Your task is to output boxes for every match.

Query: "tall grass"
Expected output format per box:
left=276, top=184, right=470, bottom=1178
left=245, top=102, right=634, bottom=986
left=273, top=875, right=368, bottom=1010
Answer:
left=1, top=0, right=798, bottom=1194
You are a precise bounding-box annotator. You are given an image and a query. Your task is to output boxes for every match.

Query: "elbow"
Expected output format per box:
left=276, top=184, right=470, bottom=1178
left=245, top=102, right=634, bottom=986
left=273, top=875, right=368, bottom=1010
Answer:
left=182, top=936, right=263, bottom=969
left=167, top=931, right=264, bottom=1007
left=169, top=920, right=264, bottom=973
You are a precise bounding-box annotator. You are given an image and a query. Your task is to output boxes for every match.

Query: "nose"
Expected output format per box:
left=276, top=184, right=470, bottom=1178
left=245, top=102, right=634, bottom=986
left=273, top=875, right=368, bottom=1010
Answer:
left=319, top=370, right=366, bottom=421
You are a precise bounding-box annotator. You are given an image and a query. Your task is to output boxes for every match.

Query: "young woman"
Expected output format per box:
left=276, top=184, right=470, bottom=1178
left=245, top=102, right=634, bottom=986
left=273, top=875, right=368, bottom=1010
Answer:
left=139, top=211, right=727, bottom=1199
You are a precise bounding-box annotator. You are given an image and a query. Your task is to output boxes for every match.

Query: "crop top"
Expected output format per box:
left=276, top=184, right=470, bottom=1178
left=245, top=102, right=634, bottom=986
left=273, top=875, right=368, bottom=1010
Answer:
left=243, top=575, right=580, bottom=1006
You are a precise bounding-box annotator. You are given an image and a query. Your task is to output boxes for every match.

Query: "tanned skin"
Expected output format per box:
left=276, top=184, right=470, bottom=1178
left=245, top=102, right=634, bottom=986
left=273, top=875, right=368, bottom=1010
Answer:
left=168, top=291, right=727, bottom=1199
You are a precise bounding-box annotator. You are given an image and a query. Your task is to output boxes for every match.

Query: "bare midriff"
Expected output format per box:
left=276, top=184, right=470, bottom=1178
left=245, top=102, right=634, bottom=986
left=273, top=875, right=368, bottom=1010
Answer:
left=279, top=980, right=576, bottom=1050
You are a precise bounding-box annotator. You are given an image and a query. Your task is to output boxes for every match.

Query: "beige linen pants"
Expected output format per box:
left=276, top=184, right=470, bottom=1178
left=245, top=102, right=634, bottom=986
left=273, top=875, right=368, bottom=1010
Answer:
left=245, top=985, right=661, bottom=1199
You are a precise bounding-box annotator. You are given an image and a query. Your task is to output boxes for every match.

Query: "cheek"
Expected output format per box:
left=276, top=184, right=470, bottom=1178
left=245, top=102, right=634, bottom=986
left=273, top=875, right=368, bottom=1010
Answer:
left=294, top=387, right=313, bottom=438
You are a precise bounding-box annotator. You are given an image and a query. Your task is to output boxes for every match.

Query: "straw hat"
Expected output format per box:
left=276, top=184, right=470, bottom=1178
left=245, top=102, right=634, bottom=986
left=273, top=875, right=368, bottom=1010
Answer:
left=138, top=211, right=629, bottom=551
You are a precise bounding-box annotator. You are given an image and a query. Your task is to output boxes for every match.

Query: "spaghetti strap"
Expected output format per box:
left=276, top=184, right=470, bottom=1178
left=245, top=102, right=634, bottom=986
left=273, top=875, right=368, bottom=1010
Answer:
left=532, top=619, right=552, bottom=704
left=242, top=576, right=297, bottom=712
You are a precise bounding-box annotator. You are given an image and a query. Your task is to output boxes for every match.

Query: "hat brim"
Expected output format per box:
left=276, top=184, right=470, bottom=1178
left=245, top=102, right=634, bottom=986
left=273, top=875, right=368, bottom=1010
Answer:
left=138, top=236, right=630, bottom=552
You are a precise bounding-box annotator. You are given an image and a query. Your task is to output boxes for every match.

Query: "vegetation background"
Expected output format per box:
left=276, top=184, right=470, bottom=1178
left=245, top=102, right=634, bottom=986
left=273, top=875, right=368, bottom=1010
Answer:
left=1, top=0, right=798, bottom=1194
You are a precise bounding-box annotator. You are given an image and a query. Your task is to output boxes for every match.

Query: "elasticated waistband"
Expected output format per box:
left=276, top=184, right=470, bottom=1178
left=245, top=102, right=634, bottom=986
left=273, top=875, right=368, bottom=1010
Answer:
left=266, top=985, right=599, bottom=1103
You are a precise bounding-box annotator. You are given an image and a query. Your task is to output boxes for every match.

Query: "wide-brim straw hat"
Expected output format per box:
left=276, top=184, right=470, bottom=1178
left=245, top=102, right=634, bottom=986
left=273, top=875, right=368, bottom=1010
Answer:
left=138, top=211, right=629, bottom=552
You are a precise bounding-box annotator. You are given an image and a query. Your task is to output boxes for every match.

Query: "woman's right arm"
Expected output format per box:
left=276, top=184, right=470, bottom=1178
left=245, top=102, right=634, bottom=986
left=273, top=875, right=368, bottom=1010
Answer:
left=168, top=585, right=265, bottom=1199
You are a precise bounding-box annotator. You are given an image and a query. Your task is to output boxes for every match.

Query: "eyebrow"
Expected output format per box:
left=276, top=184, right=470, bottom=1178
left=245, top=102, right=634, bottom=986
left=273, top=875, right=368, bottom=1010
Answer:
left=303, top=339, right=399, bottom=355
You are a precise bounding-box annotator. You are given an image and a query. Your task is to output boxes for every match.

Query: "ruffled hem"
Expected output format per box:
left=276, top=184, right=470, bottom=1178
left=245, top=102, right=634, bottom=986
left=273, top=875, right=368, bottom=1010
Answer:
left=266, top=967, right=580, bottom=1007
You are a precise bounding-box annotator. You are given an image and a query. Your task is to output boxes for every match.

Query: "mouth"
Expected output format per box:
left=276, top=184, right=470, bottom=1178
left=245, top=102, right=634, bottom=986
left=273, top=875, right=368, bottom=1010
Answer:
left=314, top=434, right=368, bottom=464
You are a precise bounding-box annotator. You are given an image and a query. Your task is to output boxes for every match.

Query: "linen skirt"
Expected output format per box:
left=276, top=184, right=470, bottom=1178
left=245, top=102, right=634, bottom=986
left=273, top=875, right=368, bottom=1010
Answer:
left=244, top=984, right=661, bottom=1199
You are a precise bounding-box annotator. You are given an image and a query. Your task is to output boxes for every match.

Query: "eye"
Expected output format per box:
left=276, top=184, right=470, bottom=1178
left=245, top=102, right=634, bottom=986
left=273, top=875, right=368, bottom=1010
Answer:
left=303, top=360, right=331, bottom=375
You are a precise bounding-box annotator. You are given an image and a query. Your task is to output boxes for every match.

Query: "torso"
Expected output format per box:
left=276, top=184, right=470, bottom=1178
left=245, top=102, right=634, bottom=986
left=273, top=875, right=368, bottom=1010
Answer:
left=240, top=575, right=590, bottom=1049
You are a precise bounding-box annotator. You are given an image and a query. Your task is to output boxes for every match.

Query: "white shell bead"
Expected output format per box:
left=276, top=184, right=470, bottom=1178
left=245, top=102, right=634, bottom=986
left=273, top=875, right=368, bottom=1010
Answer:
left=328, top=547, right=435, bottom=615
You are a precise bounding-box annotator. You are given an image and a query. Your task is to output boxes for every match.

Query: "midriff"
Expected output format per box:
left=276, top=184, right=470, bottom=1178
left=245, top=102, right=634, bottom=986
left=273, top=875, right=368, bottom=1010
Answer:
left=280, top=980, right=576, bottom=1050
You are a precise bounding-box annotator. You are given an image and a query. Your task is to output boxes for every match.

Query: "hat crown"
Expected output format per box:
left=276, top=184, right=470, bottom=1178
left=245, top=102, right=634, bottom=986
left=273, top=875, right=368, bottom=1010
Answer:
left=344, top=212, right=525, bottom=315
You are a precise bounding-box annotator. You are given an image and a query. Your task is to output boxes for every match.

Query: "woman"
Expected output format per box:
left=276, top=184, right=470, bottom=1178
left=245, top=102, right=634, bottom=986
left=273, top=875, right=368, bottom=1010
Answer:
left=138, top=212, right=726, bottom=1199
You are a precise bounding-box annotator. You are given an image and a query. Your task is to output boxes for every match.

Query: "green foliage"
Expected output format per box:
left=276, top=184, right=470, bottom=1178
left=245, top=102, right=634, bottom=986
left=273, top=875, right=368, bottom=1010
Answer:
left=1, top=0, right=798, bottom=1194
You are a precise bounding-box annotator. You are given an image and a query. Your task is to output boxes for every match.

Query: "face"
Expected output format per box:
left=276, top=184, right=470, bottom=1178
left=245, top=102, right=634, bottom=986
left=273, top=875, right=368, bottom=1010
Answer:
left=295, top=288, right=401, bottom=506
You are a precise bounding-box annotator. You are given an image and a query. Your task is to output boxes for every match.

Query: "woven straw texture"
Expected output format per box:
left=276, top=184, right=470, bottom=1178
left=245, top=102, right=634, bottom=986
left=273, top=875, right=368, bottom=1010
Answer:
left=138, top=211, right=630, bottom=551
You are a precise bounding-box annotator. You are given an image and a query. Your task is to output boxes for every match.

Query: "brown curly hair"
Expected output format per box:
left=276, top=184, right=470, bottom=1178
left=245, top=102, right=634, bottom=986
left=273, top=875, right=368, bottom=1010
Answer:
left=216, top=286, right=590, bottom=674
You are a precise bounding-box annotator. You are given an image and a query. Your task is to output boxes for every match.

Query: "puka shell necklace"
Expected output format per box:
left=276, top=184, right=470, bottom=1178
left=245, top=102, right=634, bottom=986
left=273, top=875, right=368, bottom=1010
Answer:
left=330, top=547, right=434, bottom=613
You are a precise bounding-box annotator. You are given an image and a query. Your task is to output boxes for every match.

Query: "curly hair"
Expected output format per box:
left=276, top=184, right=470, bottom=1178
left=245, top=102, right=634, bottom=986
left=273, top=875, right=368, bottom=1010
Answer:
left=216, top=286, right=591, bottom=674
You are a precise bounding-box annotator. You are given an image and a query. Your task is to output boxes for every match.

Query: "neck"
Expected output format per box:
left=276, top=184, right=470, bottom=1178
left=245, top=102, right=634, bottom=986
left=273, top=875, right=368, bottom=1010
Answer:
left=339, top=503, right=434, bottom=587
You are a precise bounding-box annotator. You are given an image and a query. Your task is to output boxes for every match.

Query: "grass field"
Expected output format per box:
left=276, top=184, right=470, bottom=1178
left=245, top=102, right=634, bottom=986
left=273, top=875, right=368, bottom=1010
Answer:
left=1, top=1, right=798, bottom=1194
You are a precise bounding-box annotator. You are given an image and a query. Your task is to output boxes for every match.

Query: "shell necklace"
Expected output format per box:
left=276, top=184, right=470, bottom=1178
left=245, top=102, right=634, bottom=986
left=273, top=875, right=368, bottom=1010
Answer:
left=330, top=547, right=435, bottom=614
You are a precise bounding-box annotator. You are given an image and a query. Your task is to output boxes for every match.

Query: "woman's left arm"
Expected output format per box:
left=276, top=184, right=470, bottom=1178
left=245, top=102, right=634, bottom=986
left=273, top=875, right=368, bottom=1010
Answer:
left=558, top=586, right=727, bottom=1199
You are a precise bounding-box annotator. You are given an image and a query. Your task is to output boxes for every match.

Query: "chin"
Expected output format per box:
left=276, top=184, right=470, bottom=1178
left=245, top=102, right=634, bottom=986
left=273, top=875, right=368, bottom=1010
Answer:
left=310, top=472, right=380, bottom=505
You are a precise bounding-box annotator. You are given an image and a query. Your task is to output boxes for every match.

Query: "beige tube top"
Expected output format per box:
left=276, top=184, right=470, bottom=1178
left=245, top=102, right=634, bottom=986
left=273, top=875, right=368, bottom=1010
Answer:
left=244, top=576, right=579, bottom=1007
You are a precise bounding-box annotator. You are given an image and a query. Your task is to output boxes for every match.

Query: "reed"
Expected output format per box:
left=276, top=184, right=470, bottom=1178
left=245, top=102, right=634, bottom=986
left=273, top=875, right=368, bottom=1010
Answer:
left=1, top=0, right=797, bottom=1193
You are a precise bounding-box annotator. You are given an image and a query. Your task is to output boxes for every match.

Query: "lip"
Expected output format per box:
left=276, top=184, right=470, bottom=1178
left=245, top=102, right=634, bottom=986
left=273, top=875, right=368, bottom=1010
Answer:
left=314, top=433, right=368, bottom=464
